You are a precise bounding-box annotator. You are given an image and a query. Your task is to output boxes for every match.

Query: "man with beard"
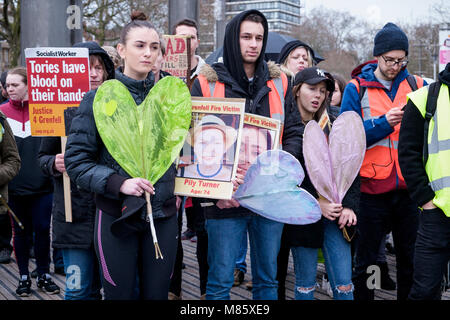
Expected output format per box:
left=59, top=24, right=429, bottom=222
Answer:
left=340, top=22, right=427, bottom=300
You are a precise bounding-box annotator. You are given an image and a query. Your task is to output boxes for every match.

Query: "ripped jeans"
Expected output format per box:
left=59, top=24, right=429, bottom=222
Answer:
left=291, top=219, right=353, bottom=300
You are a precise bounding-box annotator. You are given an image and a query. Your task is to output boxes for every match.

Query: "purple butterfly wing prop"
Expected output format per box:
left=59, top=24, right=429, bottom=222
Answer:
left=233, top=150, right=322, bottom=225
left=303, top=120, right=339, bottom=203
left=329, top=111, right=366, bottom=203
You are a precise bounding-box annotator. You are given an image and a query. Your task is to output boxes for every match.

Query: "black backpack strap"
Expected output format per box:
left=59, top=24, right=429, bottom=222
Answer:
left=423, top=81, right=441, bottom=165
left=0, top=113, right=5, bottom=130
left=355, top=78, right=367, bottom=102
left=406, top=75, right=418, bottom=92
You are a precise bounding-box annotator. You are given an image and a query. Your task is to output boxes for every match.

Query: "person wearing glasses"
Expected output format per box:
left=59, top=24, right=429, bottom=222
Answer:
left=340, top=22, right=427, bottom=301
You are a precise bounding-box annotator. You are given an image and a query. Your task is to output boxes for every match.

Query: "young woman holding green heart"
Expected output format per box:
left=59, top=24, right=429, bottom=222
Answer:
left=65, top=11, right=182, bottom=300
left=38, top=41, right=115, bottom=300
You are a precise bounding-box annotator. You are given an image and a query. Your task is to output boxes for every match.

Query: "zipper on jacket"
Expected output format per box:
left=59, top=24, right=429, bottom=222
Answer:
left=21, top=101, right=25, bottom=132
left=249, top=87, right=271, bottom=114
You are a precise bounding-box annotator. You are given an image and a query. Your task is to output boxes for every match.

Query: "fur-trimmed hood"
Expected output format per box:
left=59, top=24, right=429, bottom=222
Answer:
left=199, top=60, right=282, bottom=83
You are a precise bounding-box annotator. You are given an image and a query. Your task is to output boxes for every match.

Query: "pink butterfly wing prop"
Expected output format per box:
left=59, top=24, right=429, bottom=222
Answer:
left=303, top=120, right=339, bottom=203
left=329, top=111, right=366, bottom=203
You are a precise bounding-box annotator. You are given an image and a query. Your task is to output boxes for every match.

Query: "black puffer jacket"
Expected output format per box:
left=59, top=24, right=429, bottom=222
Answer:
left=65, top=67, right=177, bottom=228
left=283, top=114, right=361, bottom=248
left=399, top=63, right=450, bottom=207
left=38, top=42, right=115, bottom=249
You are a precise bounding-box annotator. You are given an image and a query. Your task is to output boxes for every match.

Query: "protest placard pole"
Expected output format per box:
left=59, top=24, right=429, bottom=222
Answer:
left=61, top=136, right=72, bottom=222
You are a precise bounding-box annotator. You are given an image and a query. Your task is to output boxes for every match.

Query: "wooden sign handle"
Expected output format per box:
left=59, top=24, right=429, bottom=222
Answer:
left=61, top=136, right=72, bottom=222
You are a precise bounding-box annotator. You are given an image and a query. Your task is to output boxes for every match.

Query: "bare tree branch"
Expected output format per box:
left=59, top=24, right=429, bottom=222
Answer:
left=82, top=0, right=168, bottom=45
left=0, top=0, right=21, bottom=67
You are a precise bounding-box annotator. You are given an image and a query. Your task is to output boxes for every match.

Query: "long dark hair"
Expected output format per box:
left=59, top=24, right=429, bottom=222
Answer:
left=332, top=74, right=346, bottom=106
left=292, top=82, right=330, bottom=122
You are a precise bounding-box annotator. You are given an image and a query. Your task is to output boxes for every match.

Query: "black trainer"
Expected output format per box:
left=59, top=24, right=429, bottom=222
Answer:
left=233, top=269, right=244, bottom=287
left=30, top=267, right=38, bottom=278
left=378, top=262, right=396, bottom=291
left=37, top=273, right=60, bottom=294
left=181, top=228, right=196, bottom=240
left=16, top=275, right=32, bottom=297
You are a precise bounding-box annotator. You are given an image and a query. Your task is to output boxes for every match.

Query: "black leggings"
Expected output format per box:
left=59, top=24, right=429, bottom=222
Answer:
left=168, top=205, right=183, bottom=296
left=94, top=210, right=178, bottom=300
left=10, top=193, right=53, bottom=277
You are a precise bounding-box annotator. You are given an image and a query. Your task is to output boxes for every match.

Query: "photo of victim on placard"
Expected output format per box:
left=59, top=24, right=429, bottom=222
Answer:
left=239, top=113, right=281, bottom=170
left=175, top=97, right=245, bottom=200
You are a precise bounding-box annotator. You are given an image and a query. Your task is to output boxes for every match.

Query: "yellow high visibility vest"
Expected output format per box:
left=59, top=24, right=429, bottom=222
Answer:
left=408, top=83, right=450, bottom=217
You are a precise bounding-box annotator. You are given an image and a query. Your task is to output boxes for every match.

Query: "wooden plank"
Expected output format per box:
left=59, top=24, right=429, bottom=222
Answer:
left=1, top=257, right=65, bottom=300
left=1, top=211, right=449, bottom=301
left=0, top=268, right=23, bottom=300
left=0, top=263, right=40, bottom=300
left=19, top=259, right=65, bottom=301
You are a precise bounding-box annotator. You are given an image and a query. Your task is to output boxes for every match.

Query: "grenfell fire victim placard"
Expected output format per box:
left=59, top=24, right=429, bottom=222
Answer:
left=25, top=47, right=90, bottom=136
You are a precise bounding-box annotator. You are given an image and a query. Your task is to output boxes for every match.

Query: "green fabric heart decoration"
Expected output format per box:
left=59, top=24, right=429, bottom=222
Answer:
left=93, top=76, right=192, bottom=185
left=93, top=76, right=191, bottom=259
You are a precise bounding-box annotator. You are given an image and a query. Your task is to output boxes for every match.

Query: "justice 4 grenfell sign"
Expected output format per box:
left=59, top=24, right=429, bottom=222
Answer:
left=25, top=47, right=90, bottom=136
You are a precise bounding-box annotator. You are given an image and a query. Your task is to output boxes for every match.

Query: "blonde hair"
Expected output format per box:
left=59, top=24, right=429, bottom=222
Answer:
left=280, top=46, right=313, bottom=84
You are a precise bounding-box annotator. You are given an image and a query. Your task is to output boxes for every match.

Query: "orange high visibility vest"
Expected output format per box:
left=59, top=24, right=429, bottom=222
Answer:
left=197, top=73, right=288, bottom=142
left=352, top=75, right=424, bottom=181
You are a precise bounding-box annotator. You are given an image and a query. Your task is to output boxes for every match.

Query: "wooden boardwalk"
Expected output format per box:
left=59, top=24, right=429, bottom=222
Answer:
left=178, top=237, right=450, bottom=301
left=0, top=228, right=449, bottom=300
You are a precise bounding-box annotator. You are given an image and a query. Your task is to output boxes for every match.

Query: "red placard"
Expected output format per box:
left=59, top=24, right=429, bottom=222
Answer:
left=25, top=47, right=90, bottom=136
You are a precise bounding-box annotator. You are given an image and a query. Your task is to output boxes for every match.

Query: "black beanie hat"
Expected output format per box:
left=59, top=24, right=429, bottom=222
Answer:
left=373, top=22, right=409, bottom=57
left=277, top=40, right=315, bottom=64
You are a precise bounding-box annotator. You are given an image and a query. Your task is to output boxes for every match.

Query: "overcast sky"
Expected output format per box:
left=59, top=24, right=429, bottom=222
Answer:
left=302, top=0, right=442, bottom=27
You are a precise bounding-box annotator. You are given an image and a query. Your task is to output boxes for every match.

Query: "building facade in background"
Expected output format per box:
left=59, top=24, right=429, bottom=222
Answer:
left=0, top=41, right=10, bottom=72
left=197, top=0, right=301, bottom=59
left=226, top=0, right=301, bottom=34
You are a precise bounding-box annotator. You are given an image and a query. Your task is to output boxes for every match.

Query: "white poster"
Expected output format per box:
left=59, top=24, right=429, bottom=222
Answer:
left=439, top=28, right=450, bottom=72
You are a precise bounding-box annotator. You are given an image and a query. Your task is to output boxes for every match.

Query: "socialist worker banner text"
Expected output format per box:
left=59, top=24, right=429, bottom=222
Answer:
left=25, top=47, right=90, bottom=136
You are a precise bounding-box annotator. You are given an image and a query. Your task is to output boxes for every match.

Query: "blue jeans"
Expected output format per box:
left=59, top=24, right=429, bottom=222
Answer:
left=205, top=215, right=283, bottom=300
left=291, top=219, right=353, bottom=300
left=62, top=248, right=102, bottom=300
left=235, top=231, right=248, bottom=273
left=53, top=248, right=64, bottom=269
